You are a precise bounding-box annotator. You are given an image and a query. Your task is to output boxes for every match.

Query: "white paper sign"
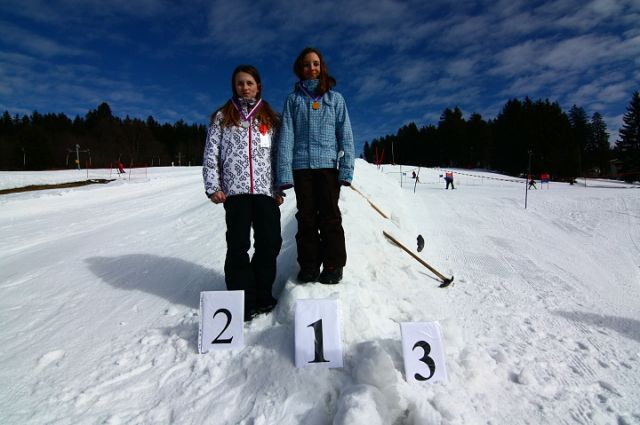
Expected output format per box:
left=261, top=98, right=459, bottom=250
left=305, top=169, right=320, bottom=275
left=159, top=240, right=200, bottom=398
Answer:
left=400, top=321, right=448, bottom=383
left=259, top=132, right=271, bottom=148
left=294, top=299, right=343, bottom=368
left=199, top=291, right=244, bottom=354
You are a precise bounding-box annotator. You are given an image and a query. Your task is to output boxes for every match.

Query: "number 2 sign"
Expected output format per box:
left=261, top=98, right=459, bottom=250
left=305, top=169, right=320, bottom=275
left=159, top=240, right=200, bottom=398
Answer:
left=199, top=291, right=244, bottom=353
left=294, top=299, right=343, bottom=369
left=400, top=322, right=448, bottom=384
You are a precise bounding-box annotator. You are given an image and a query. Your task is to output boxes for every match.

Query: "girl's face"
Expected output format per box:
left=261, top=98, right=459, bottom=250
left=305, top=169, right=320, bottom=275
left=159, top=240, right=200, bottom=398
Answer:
left=234, top=72, right=259, bottom=99
left=301, top=52, right=321, bottom=80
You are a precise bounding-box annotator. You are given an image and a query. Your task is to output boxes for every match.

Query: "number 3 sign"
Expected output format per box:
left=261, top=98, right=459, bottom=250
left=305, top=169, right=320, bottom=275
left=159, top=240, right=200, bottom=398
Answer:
left=400, top=322, right=448, bottom=384
left=295, top=299, right=343, bottom=369
left=199, top=291, right=244, bottom=354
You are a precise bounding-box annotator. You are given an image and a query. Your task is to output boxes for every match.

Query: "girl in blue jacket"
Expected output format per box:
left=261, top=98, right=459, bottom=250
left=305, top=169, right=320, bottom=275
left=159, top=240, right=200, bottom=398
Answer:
left=276, top=47, right=355, bottom=285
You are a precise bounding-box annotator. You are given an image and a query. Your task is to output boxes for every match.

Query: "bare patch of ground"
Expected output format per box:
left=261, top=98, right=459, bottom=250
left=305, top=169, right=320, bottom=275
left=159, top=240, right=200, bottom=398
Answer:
left=0, top=179, right=115, bottom=195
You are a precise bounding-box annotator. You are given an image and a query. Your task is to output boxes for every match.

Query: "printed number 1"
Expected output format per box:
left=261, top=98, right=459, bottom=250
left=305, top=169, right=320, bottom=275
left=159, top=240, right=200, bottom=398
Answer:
left=307, top=319, right=330, bottom=363
left=211, top=308, right=233, bottom=344
left=412, top=340, right=436, bottom=380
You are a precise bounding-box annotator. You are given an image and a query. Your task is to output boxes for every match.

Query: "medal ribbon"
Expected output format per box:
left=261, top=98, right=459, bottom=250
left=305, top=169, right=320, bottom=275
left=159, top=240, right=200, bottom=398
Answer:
left=232, top=98, right=263, bottom=126
left=299, top=84, right=322, bottom=106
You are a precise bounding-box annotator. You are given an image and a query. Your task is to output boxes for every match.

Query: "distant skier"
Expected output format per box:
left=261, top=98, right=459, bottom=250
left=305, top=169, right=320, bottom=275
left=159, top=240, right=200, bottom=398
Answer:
left=444, top=171, right=455, bottom=190
left=116, top=159, right=126, bottom=174
left=417, top=235, right=425, bottom=252
left=528, top=178, right=537, bottom=190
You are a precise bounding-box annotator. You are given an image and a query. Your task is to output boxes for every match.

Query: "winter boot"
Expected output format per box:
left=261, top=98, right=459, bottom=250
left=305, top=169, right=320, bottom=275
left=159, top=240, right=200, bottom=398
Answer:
left=318, top=267, right=343, bottom=285
left=297, top=268, right=320, bottom=283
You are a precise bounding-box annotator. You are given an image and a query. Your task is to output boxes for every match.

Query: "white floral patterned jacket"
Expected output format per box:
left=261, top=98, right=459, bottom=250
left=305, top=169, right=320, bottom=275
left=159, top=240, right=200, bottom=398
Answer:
left=202, top=100, right=277, bottom=198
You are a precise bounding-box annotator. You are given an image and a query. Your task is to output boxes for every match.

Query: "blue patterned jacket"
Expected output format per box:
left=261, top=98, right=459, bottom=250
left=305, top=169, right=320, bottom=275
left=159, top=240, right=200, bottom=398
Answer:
left=276, top=80, right=355, bottom=188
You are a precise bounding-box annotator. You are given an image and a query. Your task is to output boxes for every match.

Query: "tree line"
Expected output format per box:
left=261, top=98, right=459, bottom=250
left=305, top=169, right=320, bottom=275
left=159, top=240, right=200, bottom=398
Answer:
left=2, top=93, right=639, bottom=182
left=363, top=92, right=640, bottom=182
left=0, top=102, right=207, bottom=170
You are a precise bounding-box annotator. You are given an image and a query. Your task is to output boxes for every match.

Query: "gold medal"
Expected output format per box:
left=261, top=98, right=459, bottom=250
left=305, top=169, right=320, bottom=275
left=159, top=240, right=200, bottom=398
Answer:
left=312, top=101, right=320, bottom=110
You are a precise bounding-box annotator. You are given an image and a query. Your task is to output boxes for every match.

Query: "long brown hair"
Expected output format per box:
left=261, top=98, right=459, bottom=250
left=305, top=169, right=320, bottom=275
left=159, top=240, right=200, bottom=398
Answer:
left=293, top=47, right=336, bottom=96
left=211, top=64, right=279, bottom=129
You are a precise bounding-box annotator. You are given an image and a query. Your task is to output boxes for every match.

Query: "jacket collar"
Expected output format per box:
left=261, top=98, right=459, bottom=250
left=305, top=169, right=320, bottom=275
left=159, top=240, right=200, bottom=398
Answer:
left=235, top=97, right=258, bottom=110
left=298, top=79, right=319, bottom=94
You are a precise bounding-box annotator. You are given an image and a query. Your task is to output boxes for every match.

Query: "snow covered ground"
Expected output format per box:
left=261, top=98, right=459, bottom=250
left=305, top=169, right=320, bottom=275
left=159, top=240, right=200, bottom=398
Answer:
left=1, top=160, right=639, bottom=424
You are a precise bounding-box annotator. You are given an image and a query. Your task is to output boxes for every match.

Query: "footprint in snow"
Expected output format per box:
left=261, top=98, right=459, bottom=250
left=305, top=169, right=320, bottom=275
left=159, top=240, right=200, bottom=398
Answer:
left=35, top=349, right=65, bottom=373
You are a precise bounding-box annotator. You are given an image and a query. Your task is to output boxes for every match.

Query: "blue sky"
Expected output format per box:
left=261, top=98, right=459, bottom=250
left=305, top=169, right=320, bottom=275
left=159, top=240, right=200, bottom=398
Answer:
left=1, top=0, right=639, bottom=154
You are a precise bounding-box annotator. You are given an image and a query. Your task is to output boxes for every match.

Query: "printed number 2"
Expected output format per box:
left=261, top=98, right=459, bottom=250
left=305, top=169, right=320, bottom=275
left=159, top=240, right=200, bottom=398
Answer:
left=211, top=308, right=233, bottom=344
left=412, top=340, right=436, bottom=380
left=307, top=319, right=330, bottom=363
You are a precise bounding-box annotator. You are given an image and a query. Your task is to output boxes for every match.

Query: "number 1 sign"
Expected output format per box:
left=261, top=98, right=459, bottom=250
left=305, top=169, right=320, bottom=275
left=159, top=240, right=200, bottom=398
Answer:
left=400, top=322, right=448, bottom=384
left=199, top=291, right=244, bottom=354
left=294, top=299, right=343, bottom=369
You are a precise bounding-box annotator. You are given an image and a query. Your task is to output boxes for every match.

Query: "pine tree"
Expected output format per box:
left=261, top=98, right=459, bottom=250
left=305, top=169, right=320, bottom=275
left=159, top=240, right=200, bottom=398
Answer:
left=569, top=105, right=589, bottom=175
left=362, top=141, right=371, bottom=162
left=437, top=107, right=466, bottom=167
left=466, top=113, right=492, bottom=169
left=492, top=98, right=525, bottom=175
left=0, top=111, right=16, bottom=169
left=615, top=91, right=640, bottom=182
left=585, top=112, right=610, bottom=176
left=396, top=122, right=419, bottom=165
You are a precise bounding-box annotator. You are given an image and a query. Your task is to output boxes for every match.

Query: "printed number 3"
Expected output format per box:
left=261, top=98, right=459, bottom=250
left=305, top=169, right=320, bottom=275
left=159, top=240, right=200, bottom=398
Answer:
left=412, top=340, right=436, bottom=380
left=211, top=308, right=233, bottom=344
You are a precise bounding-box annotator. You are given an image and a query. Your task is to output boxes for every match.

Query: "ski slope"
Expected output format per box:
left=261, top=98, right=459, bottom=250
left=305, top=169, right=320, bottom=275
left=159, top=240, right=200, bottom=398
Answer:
left=1, top=161, right=639, bottom=424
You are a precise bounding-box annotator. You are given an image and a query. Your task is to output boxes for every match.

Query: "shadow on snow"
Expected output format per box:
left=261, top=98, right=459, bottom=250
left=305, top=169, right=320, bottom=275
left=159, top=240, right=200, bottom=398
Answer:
left=85, top=254, right=224, bottom=310
left=553, top=310, right=640, bottom=343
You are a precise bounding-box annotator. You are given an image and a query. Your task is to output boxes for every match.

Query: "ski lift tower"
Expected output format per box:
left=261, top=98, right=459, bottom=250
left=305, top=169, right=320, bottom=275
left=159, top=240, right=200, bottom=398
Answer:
left=66, top=144, right=91, bottom=170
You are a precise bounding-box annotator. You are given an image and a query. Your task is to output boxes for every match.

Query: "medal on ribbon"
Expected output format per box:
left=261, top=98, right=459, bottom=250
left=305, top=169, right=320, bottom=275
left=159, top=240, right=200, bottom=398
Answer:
left=232, top=98, right=262, bottom=129
left=300, top=84, right=322, bottom=110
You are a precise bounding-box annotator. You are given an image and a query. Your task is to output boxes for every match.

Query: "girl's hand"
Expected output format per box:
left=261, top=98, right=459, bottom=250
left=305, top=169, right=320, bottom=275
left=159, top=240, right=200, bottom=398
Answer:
left=210, top=191, right=226, bottom=204
left=275, top=194, right=284, bottom=206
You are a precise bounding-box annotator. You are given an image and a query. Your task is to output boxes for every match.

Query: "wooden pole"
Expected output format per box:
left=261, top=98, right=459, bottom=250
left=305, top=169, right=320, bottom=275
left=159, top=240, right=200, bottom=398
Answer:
left=350, top=186, right=389, bottom=219
left=383, top=230, right=454, bottom=286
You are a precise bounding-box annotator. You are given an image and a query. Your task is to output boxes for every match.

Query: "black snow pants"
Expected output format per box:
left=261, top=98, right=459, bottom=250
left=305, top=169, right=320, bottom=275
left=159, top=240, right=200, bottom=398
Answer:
left=223, top=194, right=282, bottom=311
left=293, top=169, right=346, bottom=271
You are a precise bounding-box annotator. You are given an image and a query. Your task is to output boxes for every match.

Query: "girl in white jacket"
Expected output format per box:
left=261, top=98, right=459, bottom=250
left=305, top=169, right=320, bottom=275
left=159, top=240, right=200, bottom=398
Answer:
left=203, top=65, right=283, bottom=322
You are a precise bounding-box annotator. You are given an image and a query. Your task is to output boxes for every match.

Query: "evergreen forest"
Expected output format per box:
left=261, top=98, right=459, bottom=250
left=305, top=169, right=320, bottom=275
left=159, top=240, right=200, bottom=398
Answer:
left=363, top=93, right=640, bottom=182
left=2, top=92, right=639, bottom=183
left=0, top=103, right=206, bottom=171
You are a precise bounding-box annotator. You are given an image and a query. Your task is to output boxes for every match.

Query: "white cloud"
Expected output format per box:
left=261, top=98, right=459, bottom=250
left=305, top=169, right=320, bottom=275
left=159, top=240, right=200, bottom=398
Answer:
left=0, top=0, right=179, bottom=24
left=444, top=14, right=493, bottom=45
left=587, top=0, right=625, bottom=16
left=394, top=59, right=434, bottom=85
left=446, top=58, right=476, bottom=77
left=539, top=34, right=618, bottom=70
left=0, top=20, right=89, bottom=58
left=354, top=73, right=393, bottom=101
left=596, top=82, right=632, bottom=103
left=570, top=74, right=631, bottom=112
left=491, top=39, right=546, bottom=77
